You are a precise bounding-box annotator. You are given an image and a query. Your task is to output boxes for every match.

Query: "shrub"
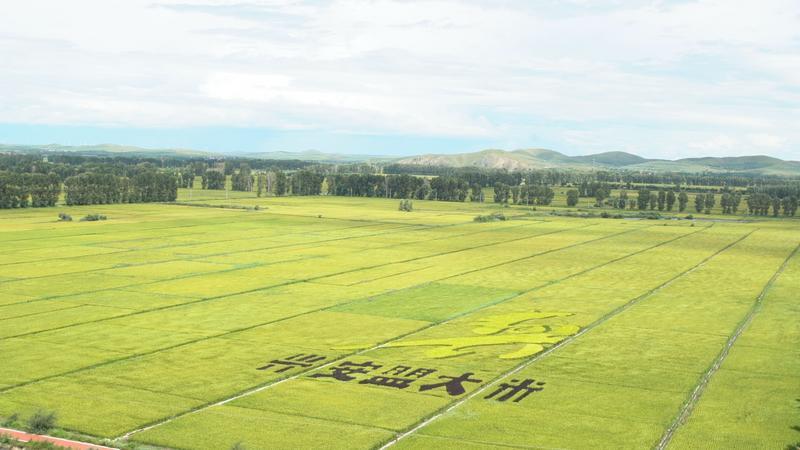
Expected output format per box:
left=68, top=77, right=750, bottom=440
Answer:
left=685, top=214, right=694, bottom=220
left=2, top=412, right=19, bottom=427
left=57, top=213, right=72, bottom=222
left=398, top=199, right=413, bottom=212
left=231, top=442, right=247, bottom=450
left=27, top=410, right=57, bottom=434
left=474, top=212, right=507, bottom=222
left=80, top=214, right=107, bottom=222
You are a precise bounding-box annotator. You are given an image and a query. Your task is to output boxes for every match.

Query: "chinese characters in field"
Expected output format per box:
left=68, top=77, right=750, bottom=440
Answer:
left=257, top=354, right=546, bottom=403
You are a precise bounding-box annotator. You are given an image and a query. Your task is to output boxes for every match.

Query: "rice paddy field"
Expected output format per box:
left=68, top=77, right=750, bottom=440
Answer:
left=0, top=193, right=798, bottom=449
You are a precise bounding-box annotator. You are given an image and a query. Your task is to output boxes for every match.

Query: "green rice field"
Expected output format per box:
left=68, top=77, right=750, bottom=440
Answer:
left=0, top=193, right=798, bottom=449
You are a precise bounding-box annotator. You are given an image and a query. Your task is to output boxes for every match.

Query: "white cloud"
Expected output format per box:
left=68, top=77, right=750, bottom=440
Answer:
left=688, top=134, right=737, bottom=152
left=0, top=0, right=799, bottom=158
left=747, top=133, right=786, bottom=149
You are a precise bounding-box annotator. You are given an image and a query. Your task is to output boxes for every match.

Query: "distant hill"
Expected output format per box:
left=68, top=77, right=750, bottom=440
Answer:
left=0, top=144, right=217, bottom=158
left=395, top=148, right=800, bottom=176
left=244, top=149, right=393, bottom=163
left=0, top=144, right=388, bottom=163
left=2, top=143, right=798, bottom=175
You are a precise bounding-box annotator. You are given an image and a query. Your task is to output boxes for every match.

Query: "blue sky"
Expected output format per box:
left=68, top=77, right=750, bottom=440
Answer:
left=1, top=0, right=799, bottom=159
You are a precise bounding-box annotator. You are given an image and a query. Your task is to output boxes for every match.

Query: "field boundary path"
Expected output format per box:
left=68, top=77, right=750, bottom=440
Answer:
left=0, top=427, right=117, bottom=450
left=377, top=229, right=755, bottom=449
left=655, top=241, right=800, bottom=449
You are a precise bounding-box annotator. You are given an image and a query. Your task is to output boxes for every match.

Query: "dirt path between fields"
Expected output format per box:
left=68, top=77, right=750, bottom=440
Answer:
left=0, top=427, right=117, bottom=450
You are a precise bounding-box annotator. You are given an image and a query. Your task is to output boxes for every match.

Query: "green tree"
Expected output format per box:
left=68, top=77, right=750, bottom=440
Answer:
left=202, top=170, right=226, bottom=190
left=666, top=190, right=676, bottom=211
left=617, top=190, right=628, bottom=209
left=637, top=189, right=650, bottom=210
left=694, top=193, right=704, bottom=213
left=648, top=192, right=658, bottom=210
left=470, top=183, right=483, bottom=202
left=493, top=183, right=510, bottom=204
left=566, top=189, right=579, bottom=207
left=772, top=196, right=781, bottom=216
left=256, top=173, right=266, bottom=197
left=274, top=171, right=287, bottom=196
left=594, top=187, right=608, bottom=207
left=231, top=164, right=254, bottom=192
left=704, top=193, right=715, bottom=214
left=678, top=191, right=689, bottom=212
left=720, top=192, right=732, bottom=214
left=782, top=196, right=798, bottom=216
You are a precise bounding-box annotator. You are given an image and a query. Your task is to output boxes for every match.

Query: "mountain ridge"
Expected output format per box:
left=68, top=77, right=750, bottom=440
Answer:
left=1, top=143, right=798, bottom=175
left=395, top=148, right=800, bottom=175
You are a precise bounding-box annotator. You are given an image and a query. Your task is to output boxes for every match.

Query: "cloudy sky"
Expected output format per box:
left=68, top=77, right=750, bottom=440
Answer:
left=1, top=0, right=799, bottom=159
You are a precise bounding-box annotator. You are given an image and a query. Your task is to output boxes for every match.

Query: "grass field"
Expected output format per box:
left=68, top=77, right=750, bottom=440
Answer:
left=0, top=192, right=798, bottom=449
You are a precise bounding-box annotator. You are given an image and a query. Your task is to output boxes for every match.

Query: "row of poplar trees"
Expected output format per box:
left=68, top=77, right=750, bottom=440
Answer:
left=0, top=170, right=178, bottom=208
left=0, top=172, right=61, bottom=208
left=64, top=172, right=178, bottom=205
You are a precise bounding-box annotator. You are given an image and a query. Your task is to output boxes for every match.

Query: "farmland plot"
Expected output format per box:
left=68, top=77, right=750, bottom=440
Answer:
left=0, top=197, right=797, bottom=449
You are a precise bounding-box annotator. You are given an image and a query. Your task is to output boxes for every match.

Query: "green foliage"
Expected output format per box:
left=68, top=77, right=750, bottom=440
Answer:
left=64, top=171, right=176, bottom=205
left=57, top=213, right=72, bottom=222
left=398, top=199, right=413, bottom=212
left=27, top=410, right=57, bottom=434
left=290, top=170, right=324, bottom=196
left=678, top=191, right=689, bottom=212
left=2, top=412, right=19, bottom=427
left=473, top=212, right=507, bottom=222
left=231, top=164, right=253, bottom=192
left=202, top=170, right=226, bottom=190
left=79, top=214, right=107, bottom=222
left=0, top=172, right=60, bottom=209
left=566, top=189, right=579, bottom=207
left=274, top=170, right=287, bottom=196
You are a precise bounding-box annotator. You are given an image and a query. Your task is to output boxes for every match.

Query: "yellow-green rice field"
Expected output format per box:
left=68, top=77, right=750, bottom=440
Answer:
left=0, top=193, right=797, bottom=449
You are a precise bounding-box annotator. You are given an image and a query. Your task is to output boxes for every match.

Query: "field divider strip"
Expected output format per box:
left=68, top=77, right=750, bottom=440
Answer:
left=0, top=304, right=86, bottom=322
left=654, top=240, right=800, bottom=450
left=118, top=224, right=703, bottom=442
left=377, top=228, right=755, bottom=449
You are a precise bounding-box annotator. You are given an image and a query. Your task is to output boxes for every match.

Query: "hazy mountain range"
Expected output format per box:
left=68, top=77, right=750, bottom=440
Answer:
left=2, top=144, right=798, bottom=176
left=395, top=148, right=800, bottom=176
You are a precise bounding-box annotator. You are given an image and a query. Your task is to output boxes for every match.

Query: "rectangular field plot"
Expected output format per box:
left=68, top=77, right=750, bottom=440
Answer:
left=0, top=198, right=797, bottom=450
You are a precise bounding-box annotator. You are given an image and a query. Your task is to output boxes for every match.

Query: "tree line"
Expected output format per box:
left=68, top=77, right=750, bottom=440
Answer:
left=202, top=167, right=555, bottom=204
left=64, top=171, right=177, bottom=205
left=385, top=163, right=799, bottom=189
left=191, top=164, right=800, bottom=217
left=746, top=193, right=798, bottom=216
left=0, top=172, right=61, bottom=208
